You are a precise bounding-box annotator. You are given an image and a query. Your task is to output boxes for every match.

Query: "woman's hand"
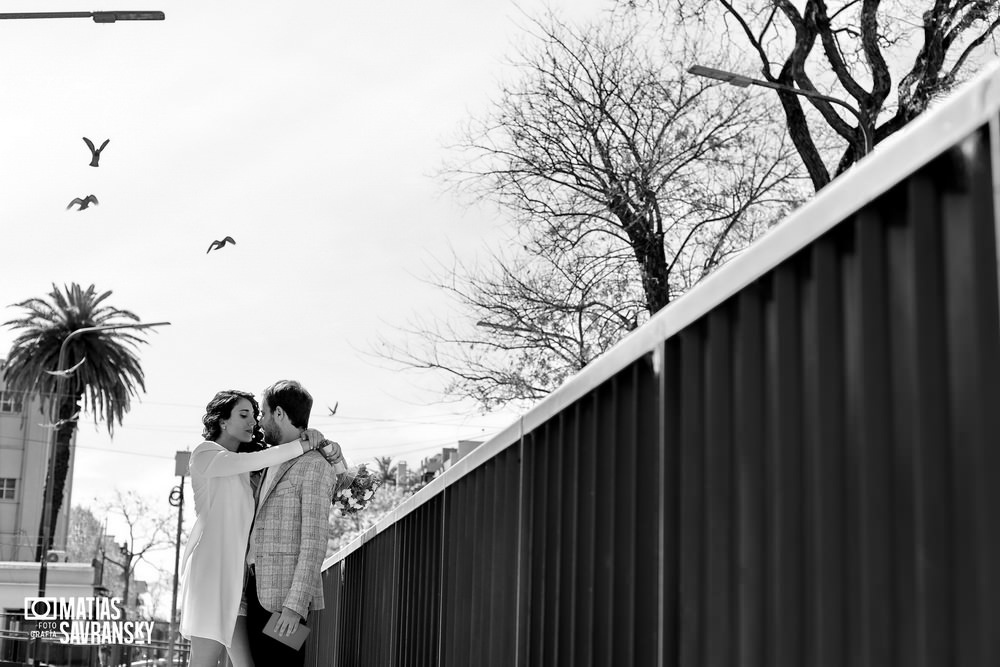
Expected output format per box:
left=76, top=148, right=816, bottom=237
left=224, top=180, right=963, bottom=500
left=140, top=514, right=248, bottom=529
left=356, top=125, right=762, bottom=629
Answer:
left=320, top=440, right=344, bottom=464
left=299, top=428, right=325, bottom=453
left=320, top=441, right=349, bottom=474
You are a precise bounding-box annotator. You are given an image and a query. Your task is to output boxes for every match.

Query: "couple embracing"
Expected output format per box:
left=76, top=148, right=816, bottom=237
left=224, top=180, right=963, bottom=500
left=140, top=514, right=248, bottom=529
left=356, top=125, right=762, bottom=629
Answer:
left=178, top=380, right=341, bottom=667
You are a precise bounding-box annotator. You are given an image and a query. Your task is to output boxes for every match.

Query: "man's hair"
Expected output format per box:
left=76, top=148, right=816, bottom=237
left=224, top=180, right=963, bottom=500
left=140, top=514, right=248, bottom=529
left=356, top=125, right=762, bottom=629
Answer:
left=262, top=380, right=313, bottom=429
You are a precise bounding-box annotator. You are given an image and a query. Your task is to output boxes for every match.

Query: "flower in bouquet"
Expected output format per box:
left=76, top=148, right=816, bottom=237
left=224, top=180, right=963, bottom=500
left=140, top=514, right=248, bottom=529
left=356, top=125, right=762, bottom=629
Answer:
left=333, top=463, right=382, bottom=515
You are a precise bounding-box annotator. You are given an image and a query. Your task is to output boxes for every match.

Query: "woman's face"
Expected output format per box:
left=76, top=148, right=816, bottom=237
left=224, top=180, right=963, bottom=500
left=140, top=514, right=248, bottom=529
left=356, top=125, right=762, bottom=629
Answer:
left=222, top=398, right=257, bottom=444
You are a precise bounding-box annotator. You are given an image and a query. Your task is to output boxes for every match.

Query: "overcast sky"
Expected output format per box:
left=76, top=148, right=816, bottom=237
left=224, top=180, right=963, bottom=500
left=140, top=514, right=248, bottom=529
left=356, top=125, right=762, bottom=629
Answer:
left=0, top=0, right=611, bottom=594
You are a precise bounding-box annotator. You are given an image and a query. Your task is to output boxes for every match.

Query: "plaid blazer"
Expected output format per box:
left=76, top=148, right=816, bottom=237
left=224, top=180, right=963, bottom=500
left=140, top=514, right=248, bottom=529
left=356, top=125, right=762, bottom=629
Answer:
left=247, top=450, right=335, bottom=618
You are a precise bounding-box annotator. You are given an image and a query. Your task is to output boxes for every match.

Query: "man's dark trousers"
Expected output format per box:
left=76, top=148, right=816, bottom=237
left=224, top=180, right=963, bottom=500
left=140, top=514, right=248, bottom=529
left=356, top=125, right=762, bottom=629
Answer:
left=246, top=568, right=307, bottom=667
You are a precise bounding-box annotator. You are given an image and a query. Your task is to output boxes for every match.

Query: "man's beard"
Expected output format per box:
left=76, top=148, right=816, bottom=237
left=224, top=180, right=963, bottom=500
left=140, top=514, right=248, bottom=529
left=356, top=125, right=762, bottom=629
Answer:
left=262, top=423, right=281, bottom=445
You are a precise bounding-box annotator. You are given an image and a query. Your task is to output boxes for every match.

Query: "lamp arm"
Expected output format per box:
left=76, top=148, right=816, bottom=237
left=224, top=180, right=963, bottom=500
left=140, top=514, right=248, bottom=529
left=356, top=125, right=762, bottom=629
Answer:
left=747, top=76, right=873, bottom=154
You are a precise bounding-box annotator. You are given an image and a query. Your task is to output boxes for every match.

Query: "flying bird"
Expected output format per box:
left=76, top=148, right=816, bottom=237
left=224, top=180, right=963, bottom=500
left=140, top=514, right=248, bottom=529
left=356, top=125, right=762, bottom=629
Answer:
left=328, top=402, right=339, bottom=416
left=67, top=195, right=99, bottom=211
left=83, top=137, right=110, bottom=167
left=206, top=236, right=236, bottom=254
left=44, top=357, right=87, bottom=377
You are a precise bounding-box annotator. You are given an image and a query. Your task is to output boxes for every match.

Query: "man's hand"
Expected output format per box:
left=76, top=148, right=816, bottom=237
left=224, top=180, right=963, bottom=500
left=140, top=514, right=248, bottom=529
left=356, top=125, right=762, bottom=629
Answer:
left=275, top=606, right=303, bottom=637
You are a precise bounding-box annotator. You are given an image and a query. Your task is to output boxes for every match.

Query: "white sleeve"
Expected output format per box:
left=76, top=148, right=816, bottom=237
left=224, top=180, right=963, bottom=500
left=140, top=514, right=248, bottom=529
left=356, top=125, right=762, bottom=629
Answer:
left=191, top=440, right=304, bottom=478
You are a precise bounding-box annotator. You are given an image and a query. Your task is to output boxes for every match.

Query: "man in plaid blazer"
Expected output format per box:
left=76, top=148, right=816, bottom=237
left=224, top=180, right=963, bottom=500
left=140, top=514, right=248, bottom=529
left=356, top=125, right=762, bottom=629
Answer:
left=245, top=380, right=336, bottom=667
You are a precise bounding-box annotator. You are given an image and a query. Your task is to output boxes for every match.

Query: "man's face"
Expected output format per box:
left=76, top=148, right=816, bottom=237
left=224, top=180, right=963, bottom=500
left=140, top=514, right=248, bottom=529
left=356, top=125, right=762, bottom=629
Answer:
left=259, top=399, right=281, bottom=445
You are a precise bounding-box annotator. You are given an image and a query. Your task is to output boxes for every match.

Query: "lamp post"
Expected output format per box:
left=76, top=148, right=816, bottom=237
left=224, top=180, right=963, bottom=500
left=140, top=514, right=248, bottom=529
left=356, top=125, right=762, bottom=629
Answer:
left=166, top=451, right=189, bottom=667
left=36, top=321, right=171, bottom=598
left=103, top=540, right=134, bottom=667
left=0, top=11, right=164, bottom=22
left=117, top=541, right=134, bottom=618
left=687, top=64, right=873, bottom=156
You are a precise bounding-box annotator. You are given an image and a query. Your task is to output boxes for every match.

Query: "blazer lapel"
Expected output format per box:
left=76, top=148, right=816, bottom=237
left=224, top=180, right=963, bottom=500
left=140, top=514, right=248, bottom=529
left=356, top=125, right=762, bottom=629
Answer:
left=257, top=458, right=297, bottom=509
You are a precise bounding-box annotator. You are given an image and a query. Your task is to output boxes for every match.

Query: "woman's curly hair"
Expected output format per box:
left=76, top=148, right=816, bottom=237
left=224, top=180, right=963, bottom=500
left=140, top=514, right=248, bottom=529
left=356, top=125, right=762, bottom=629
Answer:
left=201, top=389, right=266, bottom=452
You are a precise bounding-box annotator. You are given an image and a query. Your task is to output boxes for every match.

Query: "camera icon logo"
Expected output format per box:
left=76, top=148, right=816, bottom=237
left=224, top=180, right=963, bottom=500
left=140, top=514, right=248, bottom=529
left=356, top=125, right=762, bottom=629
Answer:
left=24, top=597, right=58, bottom=621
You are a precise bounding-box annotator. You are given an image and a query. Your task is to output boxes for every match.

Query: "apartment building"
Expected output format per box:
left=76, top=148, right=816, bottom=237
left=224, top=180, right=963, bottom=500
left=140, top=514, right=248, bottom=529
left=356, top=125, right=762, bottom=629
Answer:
left=0, top=360, right=76, bottom=562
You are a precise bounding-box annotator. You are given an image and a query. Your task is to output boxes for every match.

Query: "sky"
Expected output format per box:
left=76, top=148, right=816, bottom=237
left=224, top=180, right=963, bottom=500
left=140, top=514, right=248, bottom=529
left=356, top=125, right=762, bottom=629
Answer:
left=0, top=0, right=613, bottom=598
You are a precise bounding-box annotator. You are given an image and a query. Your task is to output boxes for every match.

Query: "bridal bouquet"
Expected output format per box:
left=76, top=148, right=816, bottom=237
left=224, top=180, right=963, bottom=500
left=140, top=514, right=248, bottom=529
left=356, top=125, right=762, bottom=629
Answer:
left=318, top=440, right=382, bottom=515
left=332, top=464, right=382, bottom=515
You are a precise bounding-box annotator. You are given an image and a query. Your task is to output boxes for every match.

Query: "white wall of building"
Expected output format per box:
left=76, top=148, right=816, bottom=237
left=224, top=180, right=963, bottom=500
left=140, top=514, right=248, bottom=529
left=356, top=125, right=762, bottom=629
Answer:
left=0, top=562, right=95, bottom=612
left=0, top=365, right=75, bottom=562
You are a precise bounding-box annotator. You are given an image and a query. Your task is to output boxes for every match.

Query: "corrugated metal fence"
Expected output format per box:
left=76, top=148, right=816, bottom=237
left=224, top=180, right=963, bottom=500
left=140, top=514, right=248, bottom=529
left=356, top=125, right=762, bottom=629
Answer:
left=305, top=62, right=1000, bottom=666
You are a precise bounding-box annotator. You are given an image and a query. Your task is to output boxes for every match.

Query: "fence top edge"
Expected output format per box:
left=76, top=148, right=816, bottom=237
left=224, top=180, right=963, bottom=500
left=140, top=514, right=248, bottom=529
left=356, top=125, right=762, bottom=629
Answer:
left=323, top=418, right=523, bottom=567
left=322, top=57, right=1000, bottom=571
left=520, top=56, right=1000, bottom=428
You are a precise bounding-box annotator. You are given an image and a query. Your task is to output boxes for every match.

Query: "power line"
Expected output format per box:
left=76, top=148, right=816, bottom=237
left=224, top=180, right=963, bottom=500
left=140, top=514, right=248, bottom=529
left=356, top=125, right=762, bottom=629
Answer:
left=2, top=390, right=513, bottom=427
left=3, top=390, right=517, bottom=437
left=96, top=418, right=507, bottom=436
left=3, top=412, right=510, bottom=435
left=0, top=430, right=504, bottom=464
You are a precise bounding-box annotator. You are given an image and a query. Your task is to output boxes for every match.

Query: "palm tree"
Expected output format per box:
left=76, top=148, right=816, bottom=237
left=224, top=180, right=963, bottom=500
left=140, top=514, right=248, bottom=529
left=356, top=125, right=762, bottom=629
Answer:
left=3, top=283, right=152, bottom=560
left=373, top=455, right=396, bottom=485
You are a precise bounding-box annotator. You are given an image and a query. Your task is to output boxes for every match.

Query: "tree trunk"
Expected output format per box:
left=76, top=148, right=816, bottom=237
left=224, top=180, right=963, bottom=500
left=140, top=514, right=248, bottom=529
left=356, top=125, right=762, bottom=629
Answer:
left=35, top=398, right=80, bottom=561
left=635, top=234, right=671, bottom=314
left=610, top=199, right=671, bottom=314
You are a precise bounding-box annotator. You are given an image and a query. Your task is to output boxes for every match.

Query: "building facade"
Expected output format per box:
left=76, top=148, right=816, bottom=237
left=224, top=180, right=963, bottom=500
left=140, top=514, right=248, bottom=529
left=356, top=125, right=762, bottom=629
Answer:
left=419, top=440, right=482, bottom=482
left=0, top=360, right=76, bottom=562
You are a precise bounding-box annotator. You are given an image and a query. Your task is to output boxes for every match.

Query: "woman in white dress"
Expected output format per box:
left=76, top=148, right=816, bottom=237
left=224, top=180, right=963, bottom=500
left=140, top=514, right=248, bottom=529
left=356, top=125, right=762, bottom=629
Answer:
left=179, top=389, right=326, bottom=667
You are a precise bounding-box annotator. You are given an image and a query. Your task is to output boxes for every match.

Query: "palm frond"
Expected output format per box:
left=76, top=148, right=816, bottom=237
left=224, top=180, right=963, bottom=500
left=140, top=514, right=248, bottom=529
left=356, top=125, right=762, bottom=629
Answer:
left=3, top=282, right=151, bottom=434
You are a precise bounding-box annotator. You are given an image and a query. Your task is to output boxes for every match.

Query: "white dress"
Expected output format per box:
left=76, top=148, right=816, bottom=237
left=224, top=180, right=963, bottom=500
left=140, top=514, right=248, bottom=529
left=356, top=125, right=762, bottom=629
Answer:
left=178, top=439, right=304, bottom=647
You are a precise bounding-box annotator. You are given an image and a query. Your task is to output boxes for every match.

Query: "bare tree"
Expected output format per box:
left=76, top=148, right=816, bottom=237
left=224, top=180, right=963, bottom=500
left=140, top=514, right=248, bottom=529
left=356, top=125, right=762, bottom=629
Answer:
left=378, top=10, right=803, bottom=408
left=378, top=236, right=648, bottom=409
left=449, top=11, right=803, bottom=314
left=98, top=491, right=175, bottom=615
left=67, top=493, right=176, bottom=622
left=67, top=504, right=127, bottom=600
left=634, top=0, right=1000, bottom=190
left=140, top=575, right=175, bottom=622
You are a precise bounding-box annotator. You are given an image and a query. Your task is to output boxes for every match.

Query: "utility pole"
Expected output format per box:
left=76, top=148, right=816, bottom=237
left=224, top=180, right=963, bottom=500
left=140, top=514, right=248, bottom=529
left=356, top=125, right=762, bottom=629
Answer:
left=166, top=450, right=189, bottom=667
left=97, top=517, right=109, bottom=590
left=119, top=541, right=134, bottom=618
left=105, top=541, right=133, bottom=667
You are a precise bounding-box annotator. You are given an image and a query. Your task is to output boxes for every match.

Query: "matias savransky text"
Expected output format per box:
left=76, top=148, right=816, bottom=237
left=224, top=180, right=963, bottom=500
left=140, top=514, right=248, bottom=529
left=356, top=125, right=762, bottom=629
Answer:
left=24, top=596, right=155, bottom=645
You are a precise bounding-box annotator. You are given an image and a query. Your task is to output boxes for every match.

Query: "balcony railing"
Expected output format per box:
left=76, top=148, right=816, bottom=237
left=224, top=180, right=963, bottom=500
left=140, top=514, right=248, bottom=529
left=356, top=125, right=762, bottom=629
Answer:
left=0, top=611, right=186, bottom=667
left=306, top=60, right=1000, bottom=666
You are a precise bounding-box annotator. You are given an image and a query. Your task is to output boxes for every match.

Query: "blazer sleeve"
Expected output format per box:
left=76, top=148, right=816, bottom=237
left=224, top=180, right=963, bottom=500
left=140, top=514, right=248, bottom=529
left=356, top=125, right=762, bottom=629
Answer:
left=190, top=440, right=305, bottom=478
left=283, top=452, right=335, bottom=617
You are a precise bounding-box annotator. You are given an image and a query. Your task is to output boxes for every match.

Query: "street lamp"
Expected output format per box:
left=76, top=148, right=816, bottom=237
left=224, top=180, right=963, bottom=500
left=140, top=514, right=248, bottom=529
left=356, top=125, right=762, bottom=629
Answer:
left=0, top=11, right=164, bottom=22
left=476, top=320, right=535, bottom=335
left=36, top=321, right=171, bottom=598
left=687, top=64, right=873, bottom=156
left=166, top=451, right=189, bottom=667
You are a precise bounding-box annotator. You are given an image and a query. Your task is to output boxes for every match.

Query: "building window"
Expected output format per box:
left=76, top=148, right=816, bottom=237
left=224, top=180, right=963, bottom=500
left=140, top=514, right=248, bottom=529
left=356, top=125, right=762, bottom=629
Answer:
left=0, top=391, right=23, bottom=414
left=0, top=478, right=15, bottom=500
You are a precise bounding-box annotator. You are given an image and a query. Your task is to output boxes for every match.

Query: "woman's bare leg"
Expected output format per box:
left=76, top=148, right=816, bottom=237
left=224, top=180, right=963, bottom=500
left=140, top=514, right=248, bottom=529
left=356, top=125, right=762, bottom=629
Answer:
left=227, top=616, right=255, bottom=667
left=188, top=636, right=225, bottom=667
